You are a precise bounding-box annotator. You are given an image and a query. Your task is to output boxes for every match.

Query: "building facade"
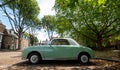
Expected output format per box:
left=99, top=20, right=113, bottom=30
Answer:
left=0, top=21, right=29, bottom=50
left=2, top=29, right=18, bottom=49
left=2, top=29, right=29, bottom=50
left=0, top=21, right=6, bottom=48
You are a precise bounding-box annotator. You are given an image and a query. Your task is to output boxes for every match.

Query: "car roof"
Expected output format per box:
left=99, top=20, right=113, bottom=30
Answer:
left=52, top=38, right=73, bottom=40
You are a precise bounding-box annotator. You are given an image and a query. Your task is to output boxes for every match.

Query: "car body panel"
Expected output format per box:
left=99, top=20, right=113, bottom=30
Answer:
left=22, top=38, right=94, bottom=61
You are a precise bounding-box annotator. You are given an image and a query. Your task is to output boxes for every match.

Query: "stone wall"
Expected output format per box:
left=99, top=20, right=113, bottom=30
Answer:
left=21, top=38, right=29, bottom=49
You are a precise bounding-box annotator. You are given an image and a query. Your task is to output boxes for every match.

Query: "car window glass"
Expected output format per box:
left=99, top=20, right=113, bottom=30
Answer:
left=51, top=39, right=59, bottom=45
left=60, top=39, right=69, bottom=45
left=51, top=39, right=69, bottom=45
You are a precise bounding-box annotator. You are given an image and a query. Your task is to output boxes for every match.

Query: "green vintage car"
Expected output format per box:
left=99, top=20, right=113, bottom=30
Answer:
left=22, top=38, right=94, bottom=64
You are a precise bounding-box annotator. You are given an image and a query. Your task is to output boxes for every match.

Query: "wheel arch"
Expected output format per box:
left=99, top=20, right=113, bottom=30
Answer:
left=78, top=52, right=91, bottom=59
left=27, top=51, right=42, bottom=60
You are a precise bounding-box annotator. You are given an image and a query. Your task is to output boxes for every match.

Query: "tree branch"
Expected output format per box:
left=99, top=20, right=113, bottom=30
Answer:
left=100, top=18, right=118, bottom=35
left=0, top=0, right=15, bottom=7
left=69, top=20, right=96, bottom=42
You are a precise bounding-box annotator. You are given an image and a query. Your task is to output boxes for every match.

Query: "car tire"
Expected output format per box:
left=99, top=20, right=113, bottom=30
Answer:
left=78, top=53, right=89, bottom=64
left=28, top=53, right=40, bottom=64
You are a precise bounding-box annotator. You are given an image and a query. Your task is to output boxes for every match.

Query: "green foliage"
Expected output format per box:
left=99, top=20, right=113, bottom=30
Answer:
left=23, top=32, right=38, bottom=46
left=29, top=34, right=38, bottom=46
left=34, top=37, right=39, bottom=44
left=55, top=0, right=120, bottom=49
left=3, top=0, right=40, bottom=19
left=23, top=32, right=29, bottom=38
left=1, top=0, right=40, bottom=49
left=55, top=16, right=71, bottom=37
left=41, top=15, right=56, bottom=40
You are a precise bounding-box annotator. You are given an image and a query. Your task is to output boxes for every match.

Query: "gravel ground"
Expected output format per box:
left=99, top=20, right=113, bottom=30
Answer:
left=0, top=51, right=21, bottom=65
left=0, top=51, right=120, bottom=70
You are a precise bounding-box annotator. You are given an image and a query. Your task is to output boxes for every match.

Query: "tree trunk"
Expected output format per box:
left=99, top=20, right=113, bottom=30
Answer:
left=97, top=40, right=102, bottom=49
left=96, top=35, right=103, bottom=50
left=18, top=32, right=22, bottom=50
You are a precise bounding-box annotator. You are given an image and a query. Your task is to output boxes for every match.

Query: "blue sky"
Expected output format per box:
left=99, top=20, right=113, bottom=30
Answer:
left=0, top=7, right=12, bottom=29
left=0, top=0, right=56, bottom=41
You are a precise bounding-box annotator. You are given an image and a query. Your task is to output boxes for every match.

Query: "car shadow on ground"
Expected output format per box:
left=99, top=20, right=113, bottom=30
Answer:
left=13, top=60, right=96, bottom=66
left=6, top=60, right=101, bottom=70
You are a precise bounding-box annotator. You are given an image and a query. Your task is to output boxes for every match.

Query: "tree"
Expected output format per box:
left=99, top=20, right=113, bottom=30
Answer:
left=41, top=15, right=56, bottom=40
left=55, top=0, right=120, bottom=49
left=29, top=34, right=38, bottom=46
left=24, top=32, right=38, bottom=46
left=0, top=0, right=15, bottom=7
left=55, top=16, right=72, bottom=37
left=0, top=0, right=40, bottom=49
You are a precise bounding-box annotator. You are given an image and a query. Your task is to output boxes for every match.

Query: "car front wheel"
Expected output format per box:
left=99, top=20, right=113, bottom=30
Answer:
left=28, top=53, right=40, bottom=64
left=78, top=53, right=89, bottom=64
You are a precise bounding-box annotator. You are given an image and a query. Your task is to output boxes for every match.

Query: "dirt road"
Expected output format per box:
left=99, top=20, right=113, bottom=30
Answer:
left=0, top=51, right=21, bottom=65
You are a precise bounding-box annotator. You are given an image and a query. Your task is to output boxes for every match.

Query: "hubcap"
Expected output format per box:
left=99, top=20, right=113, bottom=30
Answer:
left=81, top=55, right=88, bottom=63
left=30, top=55, right=39, bottom=63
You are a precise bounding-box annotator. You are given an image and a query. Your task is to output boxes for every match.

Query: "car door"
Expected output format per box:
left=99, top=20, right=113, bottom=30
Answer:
left=50, top=39, right=74, bottom=59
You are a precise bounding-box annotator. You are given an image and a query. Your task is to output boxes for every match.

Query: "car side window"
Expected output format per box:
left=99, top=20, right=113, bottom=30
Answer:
left=51, top=39, right=70, bottom=45
left=51, top=39, right=60, bottom=45
left=60, top=39, right=69, bottom=45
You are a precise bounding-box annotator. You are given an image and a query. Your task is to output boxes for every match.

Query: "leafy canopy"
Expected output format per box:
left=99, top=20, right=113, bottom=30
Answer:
left=54, top=0, right=120, bottom=48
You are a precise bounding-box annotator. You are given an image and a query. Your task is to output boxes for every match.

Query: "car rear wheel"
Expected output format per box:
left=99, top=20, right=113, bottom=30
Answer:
left=78, top=53, right=89, bottom=64
left=28, top=53, right=40, bottom=64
